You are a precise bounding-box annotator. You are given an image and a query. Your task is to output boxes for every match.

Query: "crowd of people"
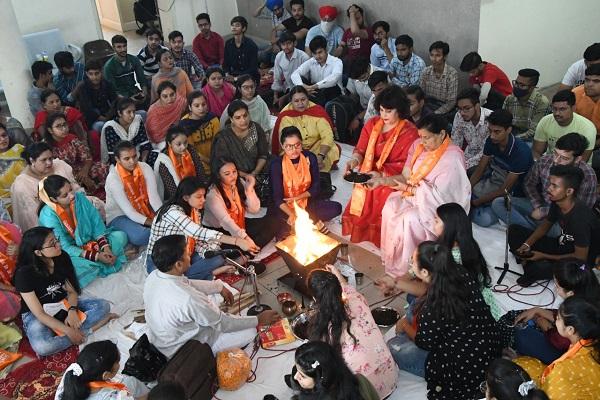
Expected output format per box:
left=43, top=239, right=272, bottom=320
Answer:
left=1, top=1, right=599, bottom=399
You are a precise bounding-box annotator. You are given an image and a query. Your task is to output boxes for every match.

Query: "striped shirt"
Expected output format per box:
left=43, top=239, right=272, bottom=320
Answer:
left=137, top=45, right=169, bottom=78
left=145, top=205, right=223, bottom=265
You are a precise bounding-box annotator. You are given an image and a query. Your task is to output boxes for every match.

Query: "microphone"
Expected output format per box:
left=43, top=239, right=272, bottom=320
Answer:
left=204, top=249, right=240, bottom=259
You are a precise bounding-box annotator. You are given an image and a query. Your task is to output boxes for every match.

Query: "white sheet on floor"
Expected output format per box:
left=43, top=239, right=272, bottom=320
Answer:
left=79, top=141, right=560, bottom=400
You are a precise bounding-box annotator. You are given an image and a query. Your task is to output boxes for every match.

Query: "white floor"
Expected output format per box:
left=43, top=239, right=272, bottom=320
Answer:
left=79, top=141, right=562, bottom=400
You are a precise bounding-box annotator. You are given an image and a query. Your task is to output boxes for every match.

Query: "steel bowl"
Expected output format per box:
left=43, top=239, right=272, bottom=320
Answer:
left=371, top=306, right=400, bottom=327
left=282, top=300, right=298, bottom=316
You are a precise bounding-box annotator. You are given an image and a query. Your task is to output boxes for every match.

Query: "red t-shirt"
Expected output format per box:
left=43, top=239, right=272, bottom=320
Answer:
left=192, top=32, right=224, bottom=69
left=342, top=27, right=374, bottom=61
left=469, top=62, right=512, bottom=96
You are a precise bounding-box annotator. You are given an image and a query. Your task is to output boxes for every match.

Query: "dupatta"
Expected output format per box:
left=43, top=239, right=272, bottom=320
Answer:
left=146, top=95, right=187, bottom=144
left=272, top=102, right=334, bottom=154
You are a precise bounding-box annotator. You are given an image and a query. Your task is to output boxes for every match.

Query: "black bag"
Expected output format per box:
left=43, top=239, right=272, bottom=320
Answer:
left=158, top=340, right=218, bottom=400
left=318, top=172, right=336, bottom=200
left=325, top=95, right=360, bottom=144
left=122, top=334, right=168, bottom=382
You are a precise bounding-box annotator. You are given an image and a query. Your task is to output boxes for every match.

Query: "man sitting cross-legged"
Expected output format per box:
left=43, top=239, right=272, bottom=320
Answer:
left=492, top=132, right=597, bottom=238
left=508, top=165, right=600, bottom=286
left=144, top=234, right=280, bottom=357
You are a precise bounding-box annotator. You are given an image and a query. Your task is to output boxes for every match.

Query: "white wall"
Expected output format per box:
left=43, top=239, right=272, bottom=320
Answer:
left=158, top=0, right=238, bottom=44
left=11, top=0, right=102, bottom=47
left=479, top=0, right=600, bottom=88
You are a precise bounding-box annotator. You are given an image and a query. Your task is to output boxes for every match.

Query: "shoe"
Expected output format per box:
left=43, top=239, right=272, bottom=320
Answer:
left=516, top=274, right=536, bottom=287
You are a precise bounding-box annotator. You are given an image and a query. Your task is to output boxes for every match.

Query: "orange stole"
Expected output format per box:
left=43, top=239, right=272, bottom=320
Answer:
left=282, top=153, right=311, bottom=210
left=222, top=185, right=246, bottom=229
left=168, top=146, right=196, bottom=180
left=349, top=119, right=407, bottom=216
left=541, top=339, right=593, bottom=383
left=117, top=163, right=154, bottom=219
left=55, top=202, right=99, bottom=253
left=186, top=208, right=200, bottom=256
left=0, top=226, right=15, bottom=285
left=88, top=380, right=130, bottom=394
left=402, top=135, right=451, bottom=197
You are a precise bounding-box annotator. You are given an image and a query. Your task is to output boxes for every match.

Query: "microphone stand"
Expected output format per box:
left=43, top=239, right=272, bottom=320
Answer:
left=494, top=189, right=522, bottom=284
left=224, top=256, right=271, bottom=316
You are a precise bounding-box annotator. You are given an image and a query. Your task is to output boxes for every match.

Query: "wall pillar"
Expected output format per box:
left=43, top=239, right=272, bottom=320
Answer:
left=0, top=0, right=34, bottom=128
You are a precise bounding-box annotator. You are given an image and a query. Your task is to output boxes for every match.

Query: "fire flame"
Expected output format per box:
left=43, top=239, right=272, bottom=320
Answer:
left=278, top=202, right=337, bottom=265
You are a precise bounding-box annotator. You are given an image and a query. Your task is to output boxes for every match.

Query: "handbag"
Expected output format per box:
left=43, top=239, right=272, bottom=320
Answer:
left=158, top=340, right=218, bottom=400
left=122, top=334, right=168, bottom=382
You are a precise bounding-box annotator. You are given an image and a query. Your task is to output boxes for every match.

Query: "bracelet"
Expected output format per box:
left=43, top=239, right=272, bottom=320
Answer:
left=69, top=305, right=79, bottom=312
left=318, top=153, right=326, bottom=159
left=523, top=243, right=531, bottom=249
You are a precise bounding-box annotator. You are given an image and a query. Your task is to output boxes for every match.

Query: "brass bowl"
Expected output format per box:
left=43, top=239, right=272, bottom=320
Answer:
left=281, top=300, right=298, bottom=316
left=277, top=292, right=294, bottom=304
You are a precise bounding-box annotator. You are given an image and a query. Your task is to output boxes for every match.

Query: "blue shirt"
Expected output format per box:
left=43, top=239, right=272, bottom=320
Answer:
left=389, top=53, right=426, bottom=87
left=53, top=62, right=85, bottom=104
left=305, top=24, right=344, bottom=55
left=483, top=133, right=533, bottom=196
left=370, top=38, right=396, bottom=72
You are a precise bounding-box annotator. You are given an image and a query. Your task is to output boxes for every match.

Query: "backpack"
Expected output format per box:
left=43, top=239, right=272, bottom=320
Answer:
left=158, top=340, right=218, bottom=400
left=325, top=95, right=361, bottom=144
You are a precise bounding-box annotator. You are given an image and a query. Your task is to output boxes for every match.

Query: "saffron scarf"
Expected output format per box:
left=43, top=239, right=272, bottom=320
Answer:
left=272, top=102, right=334, bottom=154
left=0, top=225, right=15, bottom=285
left=349, top=118, right=407, bottom=216
left=541, top=339, right=593, bottom=383
left=282, top=153, right=311, bottom=209
left=38, top=179, right=98, bottom=252
left=116, top=163, right=154, bottom=219
left=146, top=94, right=187, bottom=144
left=222, top=184, right=246, bottom=229
left=402, top=135, right=451, bottom=197
left=88, top=380, right=130, bottom=395
left=186, top=208, right=200, bottom=257
left=168, top=146, right=196, bottom=180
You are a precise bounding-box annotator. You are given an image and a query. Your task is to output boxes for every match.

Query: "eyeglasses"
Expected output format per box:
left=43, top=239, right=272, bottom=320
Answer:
left=283, top=143, right=302, bottom=151
left=42, top=238, right=60, bottom=249
left=552, top=150, right=573, bottom=163
left=512, top=80, right=532, bottom=89
left=198, top=22, right=210, bottom=27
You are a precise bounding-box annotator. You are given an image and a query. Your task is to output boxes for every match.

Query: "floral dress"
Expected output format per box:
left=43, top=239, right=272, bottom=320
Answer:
left=340, top=284, right=399, bottom=398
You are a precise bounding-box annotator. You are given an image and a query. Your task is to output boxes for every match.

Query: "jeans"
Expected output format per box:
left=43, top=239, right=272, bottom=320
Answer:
left=491, top=197, right=561, bottom=238
left=387, top=333, right=428, bottom=378
left=109, top=215, right=151, bottom=246
left=22, top=297, right=110, bottom=357
left=471, top=205, right=499, bottom=227
left=514, top=325, right=563, bottom=365
left=146, top=252, right=225, bottom=280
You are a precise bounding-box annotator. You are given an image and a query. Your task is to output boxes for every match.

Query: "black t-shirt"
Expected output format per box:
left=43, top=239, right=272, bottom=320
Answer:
left=13, top=253, right=78, bottom=314
left=547, top=201, right=600, bottom=263
left=282, top=16, right=314, bottom=33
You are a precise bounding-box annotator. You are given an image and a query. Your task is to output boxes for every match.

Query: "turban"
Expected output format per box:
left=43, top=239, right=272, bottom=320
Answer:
left=319, top=5, right=338, bottom=19
left=266, top=0, right=283, bottom=11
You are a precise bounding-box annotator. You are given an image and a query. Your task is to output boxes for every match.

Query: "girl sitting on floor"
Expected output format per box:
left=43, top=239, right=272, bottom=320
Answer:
left=483, top=358, right=549, bottom=400
left=288, top=340, right=379, bottom=400
left=55, top=340, right=149, bottom=400
left=154, top=125, right=206, bottom=201
left=38, top=175, right=127, bottom=288
left=515, top=297, right=600, bottom=399
left=145, top=176, right=258, bottom=280
left=499, top=261, right=600, bottom=364
left=13, top=227, right=115, bottom=357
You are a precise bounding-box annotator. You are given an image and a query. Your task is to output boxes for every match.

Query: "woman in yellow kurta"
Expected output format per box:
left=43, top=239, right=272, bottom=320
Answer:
left=273, top=86, right=339, bottom=173
left=515, top=296, right=600, bottom=399
left=0, top=124, right=25, bottom=213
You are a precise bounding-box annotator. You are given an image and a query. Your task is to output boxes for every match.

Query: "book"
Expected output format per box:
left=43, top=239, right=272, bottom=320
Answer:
left=258, top=318, right=296, bottom=348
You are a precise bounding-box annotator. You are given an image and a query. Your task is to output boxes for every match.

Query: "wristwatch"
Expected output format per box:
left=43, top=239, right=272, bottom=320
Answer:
left=68, top=305, right=79, bottom=312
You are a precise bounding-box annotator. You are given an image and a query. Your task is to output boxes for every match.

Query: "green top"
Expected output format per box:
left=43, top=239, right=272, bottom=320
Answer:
left=103, top=54, right=148, bottom=97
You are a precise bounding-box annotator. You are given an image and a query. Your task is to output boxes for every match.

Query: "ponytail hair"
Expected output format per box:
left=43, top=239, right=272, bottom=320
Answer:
left=60, top=340, right=120, bottom=400
left=553, top=260, right=600, bottom=305
left=486, top=358, right=549, bottom=400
